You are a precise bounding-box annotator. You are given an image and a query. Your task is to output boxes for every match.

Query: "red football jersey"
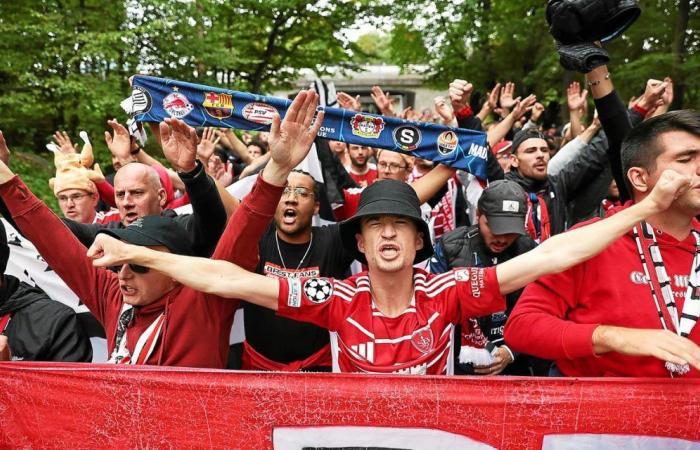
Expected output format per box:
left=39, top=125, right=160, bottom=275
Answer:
left=277, top=267, right=505, bottom=375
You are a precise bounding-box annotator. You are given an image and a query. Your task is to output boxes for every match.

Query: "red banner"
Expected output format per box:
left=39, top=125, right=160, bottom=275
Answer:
left=1, top=362, right=699, bottom=449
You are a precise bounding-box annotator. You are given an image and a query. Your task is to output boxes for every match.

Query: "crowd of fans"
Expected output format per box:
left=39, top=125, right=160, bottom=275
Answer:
left=0, top=13, right=699, bottom=379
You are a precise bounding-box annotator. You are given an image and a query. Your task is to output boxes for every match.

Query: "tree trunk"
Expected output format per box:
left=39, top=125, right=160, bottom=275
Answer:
left=670, top=0, right=690, bottom=109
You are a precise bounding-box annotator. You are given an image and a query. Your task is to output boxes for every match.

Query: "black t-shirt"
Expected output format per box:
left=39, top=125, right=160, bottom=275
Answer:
left=243, top=223, right=354, bottom=364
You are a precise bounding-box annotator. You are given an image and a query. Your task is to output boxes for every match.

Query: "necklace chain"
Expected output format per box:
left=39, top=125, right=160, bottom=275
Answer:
left=275, top=231, right=313, bottom=270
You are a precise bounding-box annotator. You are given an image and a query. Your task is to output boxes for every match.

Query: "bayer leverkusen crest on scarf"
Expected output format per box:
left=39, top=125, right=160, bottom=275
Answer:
left=126, top=75, right=489, bottom=179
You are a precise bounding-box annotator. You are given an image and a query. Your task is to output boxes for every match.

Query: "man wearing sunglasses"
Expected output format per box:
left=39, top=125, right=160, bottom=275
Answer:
left=0, top=89, right=324, bottom=368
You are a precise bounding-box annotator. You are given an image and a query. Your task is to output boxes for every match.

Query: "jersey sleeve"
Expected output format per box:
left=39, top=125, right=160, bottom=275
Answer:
left=276, top=277, right=341, bottom=330
left=504, top=263, right=598, bottom=360
left=448, top=266, right=505, bottom=321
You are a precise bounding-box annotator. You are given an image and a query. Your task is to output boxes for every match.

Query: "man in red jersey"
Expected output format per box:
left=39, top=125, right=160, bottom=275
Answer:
left=86, top=164, right=698, bottom=375
left=504, top=56, right=700, bottom=378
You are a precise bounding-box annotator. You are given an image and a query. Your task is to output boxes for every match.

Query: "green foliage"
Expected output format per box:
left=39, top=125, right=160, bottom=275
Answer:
left=0, top=0, right=389, bottom=205
left=388, top=0, right=699, bottom=111
left=11, top=152, right=59, bottom=213
left=0, top=0, right=697, bottom=206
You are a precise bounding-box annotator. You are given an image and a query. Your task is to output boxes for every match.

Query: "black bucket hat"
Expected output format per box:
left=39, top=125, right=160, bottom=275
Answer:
left=97, top=215, right=193, bottom=256
left=338, top=179, right=433, bottom=264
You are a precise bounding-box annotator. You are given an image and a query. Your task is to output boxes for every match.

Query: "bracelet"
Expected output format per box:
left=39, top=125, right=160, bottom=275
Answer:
left=130, top=146, right=142, bottom=156
left=587, top=72, right=611, bottom=87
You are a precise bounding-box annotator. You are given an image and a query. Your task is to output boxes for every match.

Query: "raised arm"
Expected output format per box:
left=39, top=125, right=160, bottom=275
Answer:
left=410, top=164, right=455, bottom=205
left=88, top=234, right=279, bottom=310
left=496, top=169, right=690, bottom=295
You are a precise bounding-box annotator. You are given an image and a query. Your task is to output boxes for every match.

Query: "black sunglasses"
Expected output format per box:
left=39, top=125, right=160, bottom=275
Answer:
left=109, top=263, right=150, bottom=274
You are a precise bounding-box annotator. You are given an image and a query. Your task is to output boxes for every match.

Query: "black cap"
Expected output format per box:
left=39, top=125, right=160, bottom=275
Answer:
left=511, top=129, right=546, bottom=154
left=339, top=179, right=433, bottom=264
left=97, top=215, right=193, bottom=256
left=477, top=181, right=527, bottom=235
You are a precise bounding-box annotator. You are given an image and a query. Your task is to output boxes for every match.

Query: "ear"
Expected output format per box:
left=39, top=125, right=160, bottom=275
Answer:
left=415, top=231, right=424, bottom=252
left=355, top=233, right=366, bottom=256
left=313, top=200, right=320, bottom=216
left=157, top=188, right=167, bottom=208
left=509, top=153, right=519, bottom=168
left=627, top=167, right=650, bottom=194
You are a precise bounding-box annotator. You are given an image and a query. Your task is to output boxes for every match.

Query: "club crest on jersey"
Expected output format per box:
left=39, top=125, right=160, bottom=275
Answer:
left=203, top=92, right=233, bottom=119
left=303, top=278, right=333, bottom=304
left=411, top=326, right=433, bottom=354
left=350, top=114, right=385, bottom=139
left=163, top=90, right=193, bottom=119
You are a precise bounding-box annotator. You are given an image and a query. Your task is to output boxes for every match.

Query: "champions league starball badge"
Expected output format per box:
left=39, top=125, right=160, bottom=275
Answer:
left=303, top=279, right=333, bottom=304
left=665, top=361, right=690, bottom=375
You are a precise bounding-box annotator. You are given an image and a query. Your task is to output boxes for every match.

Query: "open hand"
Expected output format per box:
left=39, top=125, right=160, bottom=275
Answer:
left=499, top=82, right=517, bottom=110
left=566, top=81, right=588, bottom=112
left=512, top=94, right=537, bottom=121
left=53, top=131, right=78, bottom=154
left=160, top=118, right=198, bottom=173
left=196, top=127, right=220, bottom=164
left=336, top=92, right=361, bottom=112
left=370, top=85, right=395, bottom=116
left=267, top=89, right=324, bottom=171
left=105, top=119, right=133, bottom=163
left=486, top=83, right=501, bottom=110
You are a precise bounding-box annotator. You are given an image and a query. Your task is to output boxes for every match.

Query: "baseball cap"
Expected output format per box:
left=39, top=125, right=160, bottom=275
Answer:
left=477, top=181, right=527, bottom=235
left=97, top=215, right=193, bottom=256
left=491, top=140, right=512, bottom=155
left=338, top=179, right=433, bottom=264
left=511, top=129, right=546, bottom=154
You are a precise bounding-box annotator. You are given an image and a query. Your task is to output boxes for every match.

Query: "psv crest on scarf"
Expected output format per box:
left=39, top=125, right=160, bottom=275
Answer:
left=411, top=326, right=434, bottom=354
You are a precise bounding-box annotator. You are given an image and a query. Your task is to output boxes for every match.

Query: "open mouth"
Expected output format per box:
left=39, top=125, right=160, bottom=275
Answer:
left=120, top=284, right=137, bottom=296
left=378, top=243, right=400, bottom=259
left=282, top=208, right=297, bottom=225
left=123, top=212, right=139, bottom=223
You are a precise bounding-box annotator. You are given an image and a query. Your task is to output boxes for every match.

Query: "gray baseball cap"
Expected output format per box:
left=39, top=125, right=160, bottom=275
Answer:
left=477, top=181, right=527, bottom=235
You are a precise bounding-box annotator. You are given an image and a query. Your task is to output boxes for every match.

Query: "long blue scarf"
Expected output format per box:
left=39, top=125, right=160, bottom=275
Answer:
left=129, top=75, right=489, bottom=178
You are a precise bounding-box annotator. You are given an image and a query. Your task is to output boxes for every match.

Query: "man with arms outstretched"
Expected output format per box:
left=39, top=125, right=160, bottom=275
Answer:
left=0, top=90, right=324, bottom=367
left=86, top=165, right=699, bottom=374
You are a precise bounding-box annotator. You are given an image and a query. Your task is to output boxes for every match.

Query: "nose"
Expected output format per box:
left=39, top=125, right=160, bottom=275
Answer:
left=380, top=221, right=397, bottom=238
left=118, top=265, right=133, bottom=280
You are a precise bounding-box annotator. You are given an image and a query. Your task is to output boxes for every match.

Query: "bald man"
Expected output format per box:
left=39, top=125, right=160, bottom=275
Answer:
left=0, top=120, right=227, bottom=258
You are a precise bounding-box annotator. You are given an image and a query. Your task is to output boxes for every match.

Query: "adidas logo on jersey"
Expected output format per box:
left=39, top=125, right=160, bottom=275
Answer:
left=350, top=342, right=375, bottom=363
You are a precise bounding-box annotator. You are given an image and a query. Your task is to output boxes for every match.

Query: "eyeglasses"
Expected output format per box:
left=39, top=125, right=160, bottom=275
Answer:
left=58, top=193, right=90, bottom=203
left=282, top=186, right=314, bottom=199
left=378, top=161, right=407, bottom=172
left=109, top=263, right=150, bottom=274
